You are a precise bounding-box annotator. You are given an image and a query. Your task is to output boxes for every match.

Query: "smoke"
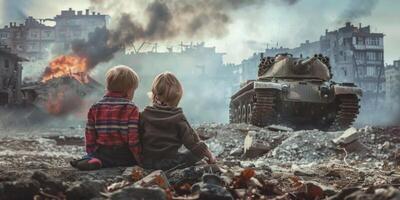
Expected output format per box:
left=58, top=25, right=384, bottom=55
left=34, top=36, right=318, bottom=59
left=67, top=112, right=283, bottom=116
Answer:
left=0, top=0, right=29, bottom=24
left=336, top=0, right=379, bottom=24
left=72, top=0, right=301, bottom=70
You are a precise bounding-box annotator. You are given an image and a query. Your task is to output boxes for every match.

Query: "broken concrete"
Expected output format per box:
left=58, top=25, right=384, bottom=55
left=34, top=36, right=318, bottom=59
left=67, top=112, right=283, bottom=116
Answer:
left=332, top=127, right=359, bottom=145
left=133, top=170, right=170, bottom=189
left=108, top=186, right=168, bottom=200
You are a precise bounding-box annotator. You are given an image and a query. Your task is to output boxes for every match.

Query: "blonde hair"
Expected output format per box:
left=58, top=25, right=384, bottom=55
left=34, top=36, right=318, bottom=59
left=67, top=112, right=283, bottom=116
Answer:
left=106, top=65, right=139, bottom=93
left=150, top=72, right=183, bottom=107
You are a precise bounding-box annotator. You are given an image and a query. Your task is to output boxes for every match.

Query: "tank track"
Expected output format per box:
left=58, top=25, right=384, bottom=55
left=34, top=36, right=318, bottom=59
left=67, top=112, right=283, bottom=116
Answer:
left=251, top=89, right=277, bottom=126
left=330, top=94, right=360, bottom=130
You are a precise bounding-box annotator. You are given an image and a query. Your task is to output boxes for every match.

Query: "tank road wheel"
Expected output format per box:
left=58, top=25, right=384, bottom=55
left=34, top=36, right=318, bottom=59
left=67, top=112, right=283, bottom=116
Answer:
left=251, top=89, right=277, bottom=127
left=330, top=94, right=360, bottom=130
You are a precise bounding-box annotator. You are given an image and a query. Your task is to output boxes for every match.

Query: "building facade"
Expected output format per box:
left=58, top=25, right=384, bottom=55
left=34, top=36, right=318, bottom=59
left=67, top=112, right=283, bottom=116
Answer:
left=54, top=8, right=107, bottom=51
left=0, top=17, right=54, bottom=60
left=0, top=45, right=27, bottom=105
left=320, top=22, right=385, bottom=104
left=0, top=9, right=107, bottom=60
left=385, top=60, right=400, bottom=110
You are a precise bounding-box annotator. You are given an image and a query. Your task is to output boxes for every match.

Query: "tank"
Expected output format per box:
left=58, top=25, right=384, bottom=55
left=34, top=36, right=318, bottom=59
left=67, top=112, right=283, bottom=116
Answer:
left=229, top=53, right=362, bottom=130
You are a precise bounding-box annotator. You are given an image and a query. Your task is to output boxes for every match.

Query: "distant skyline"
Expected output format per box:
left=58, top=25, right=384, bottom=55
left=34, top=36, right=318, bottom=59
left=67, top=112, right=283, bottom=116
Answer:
left=1, top=0, right=399, bottom=64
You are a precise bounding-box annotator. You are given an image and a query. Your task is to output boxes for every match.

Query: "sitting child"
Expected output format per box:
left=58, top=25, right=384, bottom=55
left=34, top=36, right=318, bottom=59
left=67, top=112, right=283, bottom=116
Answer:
left=70, top=65, right=141, bottom=170
left=140, top=72, right=216, bottom=170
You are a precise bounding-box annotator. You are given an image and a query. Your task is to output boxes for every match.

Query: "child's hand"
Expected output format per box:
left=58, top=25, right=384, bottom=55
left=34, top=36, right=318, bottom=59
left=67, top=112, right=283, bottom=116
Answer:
left=206, top=152, right=217, bottom=164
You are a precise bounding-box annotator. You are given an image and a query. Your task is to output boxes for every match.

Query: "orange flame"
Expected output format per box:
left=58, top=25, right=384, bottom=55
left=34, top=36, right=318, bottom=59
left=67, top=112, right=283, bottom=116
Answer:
left=46, top=89, right=64, bottom=115
left=42, top=55, right=89, bottom=83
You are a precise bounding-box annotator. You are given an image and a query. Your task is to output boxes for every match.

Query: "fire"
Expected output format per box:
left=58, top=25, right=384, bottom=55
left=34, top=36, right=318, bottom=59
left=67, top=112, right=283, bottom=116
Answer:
left=45, top=85, right=85, bottom=116
left=42, top=55, right=89, bottom=83
left=46, top=88, right=65, bottom=115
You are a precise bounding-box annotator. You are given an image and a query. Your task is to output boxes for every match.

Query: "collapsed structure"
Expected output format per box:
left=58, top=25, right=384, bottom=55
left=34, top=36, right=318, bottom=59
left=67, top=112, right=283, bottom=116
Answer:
left=0, top=45, right=27, bottom=105
left=0, top=8, right=107, bottom=61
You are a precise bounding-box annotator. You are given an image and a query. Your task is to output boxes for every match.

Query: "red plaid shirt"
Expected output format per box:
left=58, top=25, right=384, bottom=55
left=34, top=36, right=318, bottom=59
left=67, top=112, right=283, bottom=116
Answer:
left=85, top=91, right=141, bottom=160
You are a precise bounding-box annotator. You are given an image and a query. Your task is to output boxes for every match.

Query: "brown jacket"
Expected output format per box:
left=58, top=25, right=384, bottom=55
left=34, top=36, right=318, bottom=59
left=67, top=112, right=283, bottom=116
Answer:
left=139, top=104, right=209, bottom=162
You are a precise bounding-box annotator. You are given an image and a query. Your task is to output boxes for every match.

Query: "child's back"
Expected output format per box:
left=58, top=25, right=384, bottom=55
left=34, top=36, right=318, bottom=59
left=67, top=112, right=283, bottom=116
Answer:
left=71, top=65, right=141, bottom=170
left=140, top=72, right=215, bottom=170
left=140, top=104, right=207, bottom=161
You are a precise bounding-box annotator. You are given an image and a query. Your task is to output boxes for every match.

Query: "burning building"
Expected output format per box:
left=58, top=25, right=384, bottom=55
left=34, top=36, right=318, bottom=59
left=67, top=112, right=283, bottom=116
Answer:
left=32, top=54, right=103, bottom=117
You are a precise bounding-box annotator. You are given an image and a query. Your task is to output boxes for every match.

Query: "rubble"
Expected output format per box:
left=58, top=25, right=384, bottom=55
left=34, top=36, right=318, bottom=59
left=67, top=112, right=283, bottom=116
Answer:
left=0, top=124, right=399, bottom=199
left=108, top=186, right=168, bottom=200
left=332, top=127, right=359, bottom=145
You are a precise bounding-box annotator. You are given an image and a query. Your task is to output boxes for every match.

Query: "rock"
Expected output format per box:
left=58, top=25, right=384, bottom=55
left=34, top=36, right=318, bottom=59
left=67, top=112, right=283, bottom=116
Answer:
left=332, top=127, right=359, bottom=145
left=108, top=185, right=168, bottom=200
left=0, top=179, right=40, bottom=200
left=134, top=170, right=170, bottom=189
left=292, top=164, right=316, bottom=177
left=293, top=181, right=325, bottom=199
left=31, top=171, right=65, bottom=195
left=191, top=174, right=233, bottom=200
left=243, top=131, right=272, bottom=158
left=122, top=166, right=146, bottom=181
left=382, top=141, right=391, bottom=151
left=342, top=140, right=369, bottom=153
left=167, top=164, right=220, bottom=185
left=327, top=187, right=361, bottom=200
left=267, top=125, right=293, bottom=132
left=65, top=180, right=105, bottom=200
left=335, top=187, right=400, bottom=200
left=229, top=147, right=243, bottom=157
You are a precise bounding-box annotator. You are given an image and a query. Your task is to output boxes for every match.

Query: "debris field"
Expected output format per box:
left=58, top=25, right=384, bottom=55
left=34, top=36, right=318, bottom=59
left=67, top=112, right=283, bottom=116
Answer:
left=0, top=124, right=399, bottom=200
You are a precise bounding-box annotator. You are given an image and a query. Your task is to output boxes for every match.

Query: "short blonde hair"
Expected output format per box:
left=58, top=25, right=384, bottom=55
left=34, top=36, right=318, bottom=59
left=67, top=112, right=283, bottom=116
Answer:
left=106, top=65, right=139, bottom=93
left=150, top=72, right=183, bottom=107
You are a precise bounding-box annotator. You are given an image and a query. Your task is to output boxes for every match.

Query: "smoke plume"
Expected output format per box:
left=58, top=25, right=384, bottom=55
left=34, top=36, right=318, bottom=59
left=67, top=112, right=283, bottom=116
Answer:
left=336, top=0, right=379, bottom=24
left=0, top=0, right=29, bottom=24
left=73, top=0, right=301, bottom=69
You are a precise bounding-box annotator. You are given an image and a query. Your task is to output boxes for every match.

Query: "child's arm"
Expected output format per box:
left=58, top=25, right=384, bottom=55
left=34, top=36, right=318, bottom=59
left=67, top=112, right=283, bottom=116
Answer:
left=85, top=108, right=97, bottom=154
left=180, top=119, right=216, bottom=164
left=127, top=106, right=142, bottom=164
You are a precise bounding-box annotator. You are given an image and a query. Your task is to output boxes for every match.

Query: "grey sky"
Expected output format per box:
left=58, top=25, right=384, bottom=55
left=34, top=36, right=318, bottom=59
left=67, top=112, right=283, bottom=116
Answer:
left=0, top=0, right=399, bottom=64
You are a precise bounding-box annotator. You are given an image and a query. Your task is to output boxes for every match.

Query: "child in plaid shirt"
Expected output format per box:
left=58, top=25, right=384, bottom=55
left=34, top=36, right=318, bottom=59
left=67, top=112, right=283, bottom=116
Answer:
left=71, top=65, right=141, bottom=170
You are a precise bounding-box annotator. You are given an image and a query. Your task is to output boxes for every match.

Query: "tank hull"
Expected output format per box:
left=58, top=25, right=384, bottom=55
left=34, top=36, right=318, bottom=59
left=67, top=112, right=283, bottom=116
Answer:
left=229, top=80, right=361, bottom=130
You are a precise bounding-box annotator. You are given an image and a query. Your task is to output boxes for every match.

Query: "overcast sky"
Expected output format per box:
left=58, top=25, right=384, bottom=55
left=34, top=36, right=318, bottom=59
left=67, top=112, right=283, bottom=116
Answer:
left=1, top=0, right=399, bottom=64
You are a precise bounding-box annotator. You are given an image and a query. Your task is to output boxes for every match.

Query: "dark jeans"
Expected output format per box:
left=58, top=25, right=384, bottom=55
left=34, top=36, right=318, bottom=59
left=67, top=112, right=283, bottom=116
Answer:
left=92, top=145, right=137, bottom=168
left=142, top=151, right=202, bottom=171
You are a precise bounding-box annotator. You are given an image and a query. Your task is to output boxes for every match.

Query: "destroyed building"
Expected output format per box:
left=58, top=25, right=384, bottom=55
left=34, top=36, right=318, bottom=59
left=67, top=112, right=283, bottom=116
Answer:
left=0, top=17, right=54, bottom=60
left=385, top=59, right=400, bottom=110
left=0, top=45, right=27, bottom=105
left=320, top=22, right=385, bottom=106
left=54, top=8, right=108, bottom=51
left=238, top=22, right=385, bottom=107
left=0, top=9, right=107, bottom=61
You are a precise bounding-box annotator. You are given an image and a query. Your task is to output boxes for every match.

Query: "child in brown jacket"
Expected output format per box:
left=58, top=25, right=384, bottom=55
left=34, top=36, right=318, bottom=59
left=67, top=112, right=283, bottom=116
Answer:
left=140, top=72, right=216, bottom=170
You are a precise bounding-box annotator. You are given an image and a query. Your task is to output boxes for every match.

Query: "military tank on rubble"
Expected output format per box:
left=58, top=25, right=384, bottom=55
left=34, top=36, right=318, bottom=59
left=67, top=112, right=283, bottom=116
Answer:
left=229, top=53, right=362, bottom=130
